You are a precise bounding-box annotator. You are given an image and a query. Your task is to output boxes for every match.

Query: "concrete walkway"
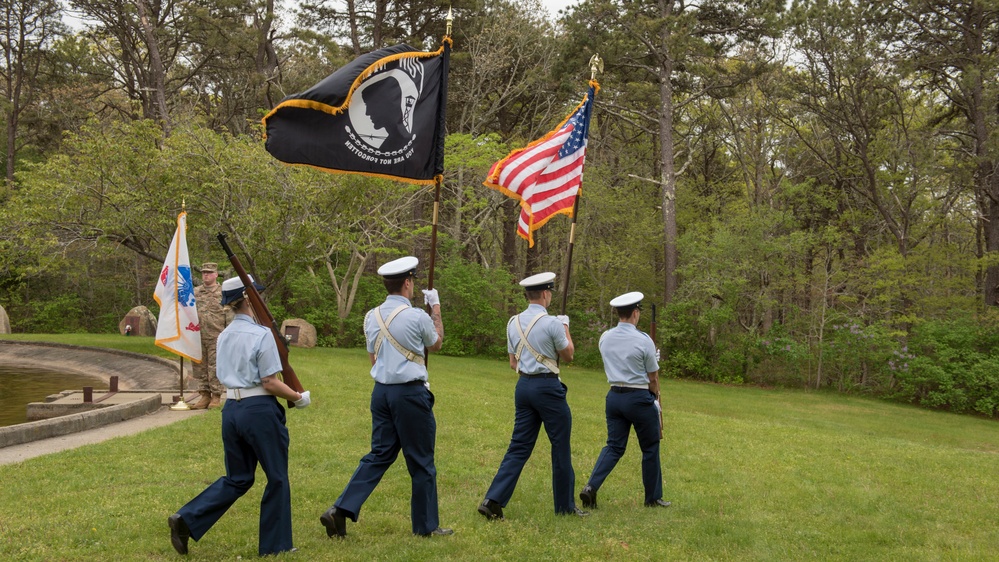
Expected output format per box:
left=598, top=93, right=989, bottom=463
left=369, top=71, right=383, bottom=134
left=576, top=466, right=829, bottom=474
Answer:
left=0, top=405, right=206, bottom=465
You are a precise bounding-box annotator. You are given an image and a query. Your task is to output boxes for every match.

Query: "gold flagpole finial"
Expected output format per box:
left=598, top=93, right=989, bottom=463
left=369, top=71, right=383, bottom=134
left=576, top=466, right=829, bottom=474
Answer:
left=446, top=6, right=453, bottom=37
left=588, top=54, right=603, bottom=81
left=182, top=197, right=186, bottom=211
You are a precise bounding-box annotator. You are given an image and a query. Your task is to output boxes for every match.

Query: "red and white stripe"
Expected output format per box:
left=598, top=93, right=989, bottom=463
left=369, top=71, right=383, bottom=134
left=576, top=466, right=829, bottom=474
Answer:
left=489, top=125, right=587, bottom=246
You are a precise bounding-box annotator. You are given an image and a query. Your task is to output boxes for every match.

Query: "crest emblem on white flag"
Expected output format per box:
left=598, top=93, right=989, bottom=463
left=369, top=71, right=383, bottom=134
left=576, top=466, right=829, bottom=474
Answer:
left=153, top=211, right=202, bottom=362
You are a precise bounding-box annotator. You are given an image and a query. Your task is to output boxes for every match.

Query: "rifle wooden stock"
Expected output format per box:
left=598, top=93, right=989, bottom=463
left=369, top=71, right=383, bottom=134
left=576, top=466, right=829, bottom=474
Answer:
left=651, top=303, right=663, bottom=438
left=217, top=233, right=304, bottom=407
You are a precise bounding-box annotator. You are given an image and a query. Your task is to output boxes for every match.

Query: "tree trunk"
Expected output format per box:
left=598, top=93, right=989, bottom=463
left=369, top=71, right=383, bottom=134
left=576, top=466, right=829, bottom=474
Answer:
left=526, top=229, right=543, bottom=275
left=5, top=105, right=15, bottom=189
left=373, top=0, right=387, bottom=48
left=135, top=0, right=170, bottom=133
left=983, top=181, right=999, bottom=307
left=656, top=0, right=679, bottom=303
left=502, top=198, right=520, bottom=275
left=254, top=0, right=279, bottom=107
left=659, top=53, right=678, bottom=303
left=346, top=0, right=361, bottom=55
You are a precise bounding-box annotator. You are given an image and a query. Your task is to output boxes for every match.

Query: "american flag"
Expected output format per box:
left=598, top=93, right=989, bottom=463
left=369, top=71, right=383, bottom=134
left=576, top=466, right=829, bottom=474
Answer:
left=484, top=85, right=595, bottom=247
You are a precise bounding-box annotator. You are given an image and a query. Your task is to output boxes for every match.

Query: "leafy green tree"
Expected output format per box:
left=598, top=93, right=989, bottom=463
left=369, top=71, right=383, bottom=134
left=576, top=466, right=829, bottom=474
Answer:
left=0, top=0, right=64, bottom=189
left=889, top=0, right=999, bottom=308
left=780, top=0, right=960, bottom=331
left=2, top=119, right=323, bottom=308
left=294, top=0, right=451, bottom=55
left=562, top=0, right=783, bottom=302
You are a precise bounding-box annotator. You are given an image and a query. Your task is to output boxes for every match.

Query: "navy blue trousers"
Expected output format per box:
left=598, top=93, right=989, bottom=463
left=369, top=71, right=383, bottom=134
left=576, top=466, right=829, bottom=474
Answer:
left=485, top=376, right=577, bottom=514
left=333, top=382, right=439, bottom=535
left=585, top=388, right=662, bottom=504
left=177, top=396, right=292, bottom=556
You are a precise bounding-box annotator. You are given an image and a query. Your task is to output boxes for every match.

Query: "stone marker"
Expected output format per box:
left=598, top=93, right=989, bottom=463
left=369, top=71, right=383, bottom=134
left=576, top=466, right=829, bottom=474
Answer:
left=280, top=318, right=317, bottom=348
left=119, top=305, right=158, bottom=336
left=0, top=303, right=9, bottom=334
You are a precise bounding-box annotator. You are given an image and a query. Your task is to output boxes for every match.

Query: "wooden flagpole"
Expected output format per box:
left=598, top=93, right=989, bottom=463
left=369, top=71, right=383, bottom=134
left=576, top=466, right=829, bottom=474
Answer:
left=427, top=178, right=441, bottom=291
left=559, top=55, right=601, bottom=315
left=423, top=11, right=452, bottom=367
left=560, top=200, right=580, bottom=316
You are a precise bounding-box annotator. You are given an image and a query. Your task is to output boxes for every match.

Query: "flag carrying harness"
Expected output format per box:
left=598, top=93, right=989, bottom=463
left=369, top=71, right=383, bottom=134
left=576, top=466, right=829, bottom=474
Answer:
left=511, top=313, right=560, bottom=374
left=371, top=305, right=423, bottom=364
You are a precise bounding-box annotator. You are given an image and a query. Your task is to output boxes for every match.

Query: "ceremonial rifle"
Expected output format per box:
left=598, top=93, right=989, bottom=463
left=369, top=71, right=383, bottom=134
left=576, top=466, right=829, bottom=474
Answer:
left=651, top=303, right=663, bottom=438
left=217, top=232, right=304, bottom=407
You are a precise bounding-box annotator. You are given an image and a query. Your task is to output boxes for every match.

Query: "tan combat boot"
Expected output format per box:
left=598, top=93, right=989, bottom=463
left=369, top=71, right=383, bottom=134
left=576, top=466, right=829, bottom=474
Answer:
left=208, top=394, right=221, bottom=409
left=190, top=391, right=211, bottom=410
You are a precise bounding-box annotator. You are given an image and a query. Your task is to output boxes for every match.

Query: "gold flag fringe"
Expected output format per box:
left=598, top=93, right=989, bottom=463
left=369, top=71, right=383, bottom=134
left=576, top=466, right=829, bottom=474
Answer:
left=261, top=37, right=453, bottom=137
left=482, top=80, right=599, bottom=247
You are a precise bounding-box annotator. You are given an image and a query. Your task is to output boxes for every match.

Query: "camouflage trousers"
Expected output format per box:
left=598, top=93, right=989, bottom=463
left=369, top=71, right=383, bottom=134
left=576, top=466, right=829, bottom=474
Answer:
left=192, top=335, right=224, bottom=395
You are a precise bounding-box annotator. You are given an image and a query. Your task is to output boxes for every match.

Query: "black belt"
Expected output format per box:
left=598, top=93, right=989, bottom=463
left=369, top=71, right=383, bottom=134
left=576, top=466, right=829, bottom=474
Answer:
left=610, top=386, right=644, bottom=393
left=401, top=379, right=427, bottom=386
left=519, top=371, right=558, bottom=379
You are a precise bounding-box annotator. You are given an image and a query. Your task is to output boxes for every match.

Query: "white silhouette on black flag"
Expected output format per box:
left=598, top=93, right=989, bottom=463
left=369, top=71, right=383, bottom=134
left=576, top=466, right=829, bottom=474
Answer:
left=263, top=42, right=450, bottom=185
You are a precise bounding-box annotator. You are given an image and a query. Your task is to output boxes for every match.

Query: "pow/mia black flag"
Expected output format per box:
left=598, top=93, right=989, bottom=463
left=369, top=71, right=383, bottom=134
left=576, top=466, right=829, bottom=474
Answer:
left=263, top=41, right=450, bottom=184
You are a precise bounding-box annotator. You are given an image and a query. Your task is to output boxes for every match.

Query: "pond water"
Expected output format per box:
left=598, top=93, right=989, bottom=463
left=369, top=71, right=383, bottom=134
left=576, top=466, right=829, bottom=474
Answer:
left=0, top=366, right=105, bottom=427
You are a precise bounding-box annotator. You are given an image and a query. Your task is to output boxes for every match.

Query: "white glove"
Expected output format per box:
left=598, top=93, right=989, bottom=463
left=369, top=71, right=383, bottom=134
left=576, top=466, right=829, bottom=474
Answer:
left=422, top=289, right=440, bottom=307
left=294, top=390, right=311, bottom=409
left=556, top=315, right=570, bottom=327
left=656, top=348, right=661, bottom=361
left=654, top=399, right=661, bottom=415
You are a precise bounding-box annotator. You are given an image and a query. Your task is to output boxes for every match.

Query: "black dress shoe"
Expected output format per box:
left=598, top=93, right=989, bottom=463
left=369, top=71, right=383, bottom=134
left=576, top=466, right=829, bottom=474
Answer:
left=320, top=506, right=347, bottom=538
left=477, top=499, right=504, bottom=520
left=419, top=527, right=454, bottom=537
left=168, top=513, right=190, bottom=555
left=645, top=499, right=672, bottom=508
left=579, top=485, right=597, bottom=508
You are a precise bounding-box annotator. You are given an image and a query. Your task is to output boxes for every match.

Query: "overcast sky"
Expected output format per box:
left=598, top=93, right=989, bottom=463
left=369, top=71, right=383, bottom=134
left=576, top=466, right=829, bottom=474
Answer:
left=63, top=1, right=587, bottom=35
left=540, top=0, right=580, bottom=19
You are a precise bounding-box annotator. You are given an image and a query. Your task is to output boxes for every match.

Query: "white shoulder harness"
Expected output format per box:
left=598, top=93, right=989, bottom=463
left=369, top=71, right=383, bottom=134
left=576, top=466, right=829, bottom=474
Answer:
left=511, top=313, right=560, bottom=374
left=371, top=305, right=423, bottom=364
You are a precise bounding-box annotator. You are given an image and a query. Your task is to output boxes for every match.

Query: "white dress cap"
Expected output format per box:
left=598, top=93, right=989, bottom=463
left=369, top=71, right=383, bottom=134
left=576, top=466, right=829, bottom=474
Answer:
left=519, top=271, right=556, bottom=291
left=609, top=291, right=644, bottom=308
left=377, top=256, right=419, bottom=279
left=221, top=275, right=255, bottom=293
left=221, top=275, right=263, bottom=305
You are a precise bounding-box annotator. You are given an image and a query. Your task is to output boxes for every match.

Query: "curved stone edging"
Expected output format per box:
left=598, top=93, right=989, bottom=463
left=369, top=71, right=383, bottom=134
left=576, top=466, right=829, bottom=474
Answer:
left=0, top=340, right=181, bottom=390
left=0, top=394, right=163, bottom=448
left=0, top=340, right=188, bottom=449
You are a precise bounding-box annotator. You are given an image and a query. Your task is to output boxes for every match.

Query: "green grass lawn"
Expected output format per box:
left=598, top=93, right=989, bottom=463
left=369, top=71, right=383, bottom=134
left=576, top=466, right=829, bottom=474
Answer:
left=2, top=334, right=998, bottom=560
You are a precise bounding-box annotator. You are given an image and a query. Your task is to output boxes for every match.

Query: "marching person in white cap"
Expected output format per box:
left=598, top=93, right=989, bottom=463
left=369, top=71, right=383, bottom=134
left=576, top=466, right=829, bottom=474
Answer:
left=478, top=271, right=588, bottom=520
left=321, top=256, right=452, bottom=538
left=579, top=292, right=670, bottom=510
left=169, top=275, right=311, bottom=557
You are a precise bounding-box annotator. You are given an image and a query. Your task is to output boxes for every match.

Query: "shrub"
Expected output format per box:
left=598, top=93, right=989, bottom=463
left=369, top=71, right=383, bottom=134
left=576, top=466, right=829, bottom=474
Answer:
left=818, top=321, right=897, bottom=393
left=24, top=294, right=84, bottom=333
left=434, top=259, right=518, bottom=357
left=892, top=317, right=999, bottom=417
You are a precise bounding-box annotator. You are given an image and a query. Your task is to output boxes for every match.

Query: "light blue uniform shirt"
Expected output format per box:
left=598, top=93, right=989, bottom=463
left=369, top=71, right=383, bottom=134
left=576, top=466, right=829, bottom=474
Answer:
left=598, top=322, right=659, bottom=386
left=215, top=314, right=283, bottom=389
left=364, top=294, right=438, bottom=384
left=507, top=303, right=569, bottom=374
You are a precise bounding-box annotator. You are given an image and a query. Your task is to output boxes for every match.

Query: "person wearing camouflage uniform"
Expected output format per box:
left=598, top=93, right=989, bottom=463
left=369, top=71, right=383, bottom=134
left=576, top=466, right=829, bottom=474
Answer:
left=192, top=263, right=231, bottom=409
